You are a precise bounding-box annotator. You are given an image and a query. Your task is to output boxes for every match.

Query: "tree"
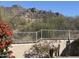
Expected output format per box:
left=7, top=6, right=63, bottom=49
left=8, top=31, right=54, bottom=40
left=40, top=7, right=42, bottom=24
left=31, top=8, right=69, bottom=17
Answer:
left=72, top=17, right=79, bottom=30
left=30, top=8, right=37, bottom=12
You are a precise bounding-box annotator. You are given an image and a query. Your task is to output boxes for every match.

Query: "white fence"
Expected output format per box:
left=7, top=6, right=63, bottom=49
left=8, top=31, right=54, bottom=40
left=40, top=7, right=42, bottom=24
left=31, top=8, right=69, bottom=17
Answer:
left=12, top=29, right=79, bottom=44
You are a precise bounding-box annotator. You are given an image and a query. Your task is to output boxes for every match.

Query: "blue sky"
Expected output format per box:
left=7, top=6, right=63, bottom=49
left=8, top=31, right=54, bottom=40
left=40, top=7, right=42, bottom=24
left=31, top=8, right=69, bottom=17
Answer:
left=0, top=1, right=79, bottom=17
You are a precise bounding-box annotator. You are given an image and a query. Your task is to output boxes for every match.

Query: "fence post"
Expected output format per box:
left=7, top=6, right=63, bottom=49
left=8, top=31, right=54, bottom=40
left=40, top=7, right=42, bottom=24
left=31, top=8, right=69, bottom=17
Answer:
left=41, top=29, right=42, bottom=40
left=69, top=30, right=70, bottom=39
left=53, top=30, right=54, bottom=38
left=36, top=32, right=38, bottom=42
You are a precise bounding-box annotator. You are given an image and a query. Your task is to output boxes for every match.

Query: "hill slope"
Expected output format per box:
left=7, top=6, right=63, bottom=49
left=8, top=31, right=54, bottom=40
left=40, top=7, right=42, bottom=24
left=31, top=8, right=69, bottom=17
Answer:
left=0, top=5, right=78, bottom=32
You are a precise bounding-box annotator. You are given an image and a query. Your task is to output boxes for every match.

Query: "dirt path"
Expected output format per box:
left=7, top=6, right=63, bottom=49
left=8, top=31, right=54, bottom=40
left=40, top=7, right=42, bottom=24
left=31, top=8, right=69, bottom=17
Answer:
left=9, top=43, right=35, bottom=58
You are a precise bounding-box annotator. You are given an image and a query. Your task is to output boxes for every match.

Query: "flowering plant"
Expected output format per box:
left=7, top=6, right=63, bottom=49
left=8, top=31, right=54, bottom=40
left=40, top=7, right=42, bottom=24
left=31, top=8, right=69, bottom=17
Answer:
left=0, top=20, right=15, bottom=58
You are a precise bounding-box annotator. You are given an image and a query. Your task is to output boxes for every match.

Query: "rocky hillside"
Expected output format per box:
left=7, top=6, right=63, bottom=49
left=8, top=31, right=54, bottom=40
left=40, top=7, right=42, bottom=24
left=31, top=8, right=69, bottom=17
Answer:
left=0, top=5, right=79, bottom=32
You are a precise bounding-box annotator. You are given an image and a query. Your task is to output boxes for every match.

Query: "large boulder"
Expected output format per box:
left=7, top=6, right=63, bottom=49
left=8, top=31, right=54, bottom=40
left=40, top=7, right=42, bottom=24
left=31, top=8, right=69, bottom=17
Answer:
left=61, top=39, right=79, bottom=56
